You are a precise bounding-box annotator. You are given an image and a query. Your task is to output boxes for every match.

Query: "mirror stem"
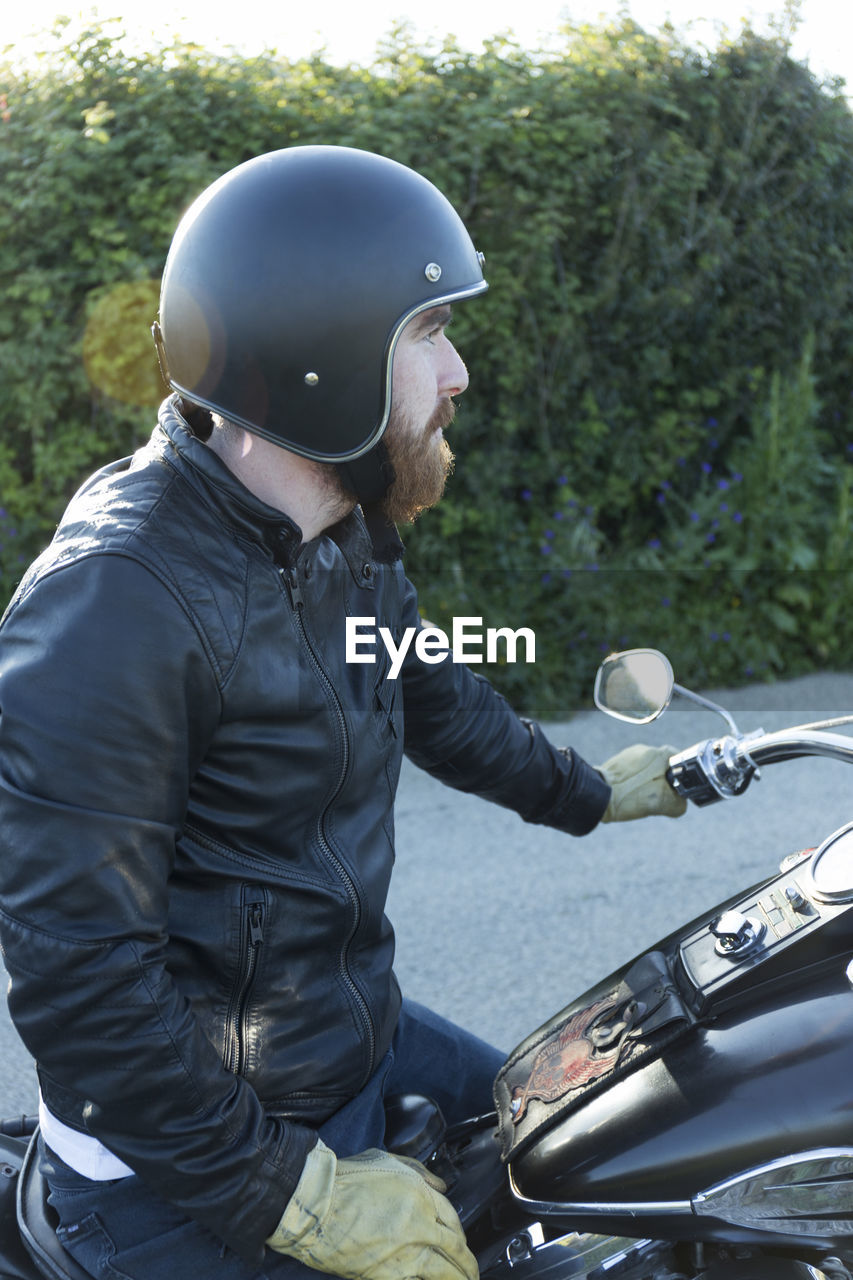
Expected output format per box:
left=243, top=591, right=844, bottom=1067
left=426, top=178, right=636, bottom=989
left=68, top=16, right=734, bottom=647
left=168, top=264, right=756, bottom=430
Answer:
left=673, top=683, right=741, bottom=736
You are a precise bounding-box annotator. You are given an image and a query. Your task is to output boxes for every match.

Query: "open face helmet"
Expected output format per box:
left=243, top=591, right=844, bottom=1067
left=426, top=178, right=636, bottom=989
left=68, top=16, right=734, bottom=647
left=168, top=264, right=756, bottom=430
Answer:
left=154, top=145, right=487, bottom=502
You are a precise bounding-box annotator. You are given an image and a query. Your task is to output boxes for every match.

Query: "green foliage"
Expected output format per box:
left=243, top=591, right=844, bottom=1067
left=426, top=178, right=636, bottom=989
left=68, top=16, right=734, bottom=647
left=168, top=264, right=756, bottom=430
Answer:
left=1, top=19, right=852, bottom=711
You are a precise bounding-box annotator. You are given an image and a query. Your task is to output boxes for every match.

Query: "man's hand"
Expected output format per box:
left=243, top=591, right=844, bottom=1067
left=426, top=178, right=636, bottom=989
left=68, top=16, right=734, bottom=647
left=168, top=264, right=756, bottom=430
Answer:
left=597, top=744, right=687, bottom=822
left=267, top=1139, right=479, bottom=1279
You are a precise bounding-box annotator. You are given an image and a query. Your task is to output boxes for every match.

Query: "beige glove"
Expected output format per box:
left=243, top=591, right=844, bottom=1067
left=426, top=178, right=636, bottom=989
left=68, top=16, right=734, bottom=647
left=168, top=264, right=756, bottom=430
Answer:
left=598, top=743, right=687, bottom=822
left=266, top=1139, right=478, bottom=1279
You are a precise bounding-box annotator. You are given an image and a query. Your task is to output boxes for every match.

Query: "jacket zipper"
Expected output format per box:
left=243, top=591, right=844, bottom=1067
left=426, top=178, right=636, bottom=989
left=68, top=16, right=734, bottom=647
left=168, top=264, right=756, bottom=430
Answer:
left=282, top=566, right=377, bottom=1079
left=224, top=888, right=266, bottom=1076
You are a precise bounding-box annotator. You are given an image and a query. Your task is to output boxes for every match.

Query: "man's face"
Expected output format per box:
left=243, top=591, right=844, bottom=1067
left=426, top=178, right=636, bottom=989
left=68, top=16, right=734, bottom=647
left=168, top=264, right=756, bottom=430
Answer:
left=382, top=305, right=469, bottom=525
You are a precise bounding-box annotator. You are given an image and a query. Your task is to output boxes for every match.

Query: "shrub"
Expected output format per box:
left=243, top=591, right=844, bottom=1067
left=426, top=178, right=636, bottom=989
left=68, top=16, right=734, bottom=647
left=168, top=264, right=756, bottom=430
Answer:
left=1, top=20, right=851, bottom=710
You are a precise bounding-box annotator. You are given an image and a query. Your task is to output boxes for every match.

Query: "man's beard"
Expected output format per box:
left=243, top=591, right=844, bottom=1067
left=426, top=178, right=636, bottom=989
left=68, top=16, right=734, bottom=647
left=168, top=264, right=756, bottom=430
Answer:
left=381, top=398, right=457, bottom=525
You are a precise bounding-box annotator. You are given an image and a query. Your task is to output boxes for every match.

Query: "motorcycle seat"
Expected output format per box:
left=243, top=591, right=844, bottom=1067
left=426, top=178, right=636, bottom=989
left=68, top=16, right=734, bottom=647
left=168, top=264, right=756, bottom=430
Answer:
left=384, top=1093, right=446, bottom=1163
left=17, top=1128, right=91, bottom=1280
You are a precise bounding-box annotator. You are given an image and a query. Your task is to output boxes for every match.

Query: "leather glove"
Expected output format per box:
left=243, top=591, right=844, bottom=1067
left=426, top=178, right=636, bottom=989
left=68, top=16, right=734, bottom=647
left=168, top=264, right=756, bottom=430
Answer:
left=266, top=1138, right=479, bottom=1279
left=598, top=743, right=687, bottom=822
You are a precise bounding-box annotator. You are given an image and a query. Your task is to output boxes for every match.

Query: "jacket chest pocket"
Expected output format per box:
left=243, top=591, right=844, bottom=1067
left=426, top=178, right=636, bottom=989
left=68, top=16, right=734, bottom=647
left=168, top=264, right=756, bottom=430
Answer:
left=224, top=884, right=267, bottom=1077
left=372, top=660, right=400, bottom=745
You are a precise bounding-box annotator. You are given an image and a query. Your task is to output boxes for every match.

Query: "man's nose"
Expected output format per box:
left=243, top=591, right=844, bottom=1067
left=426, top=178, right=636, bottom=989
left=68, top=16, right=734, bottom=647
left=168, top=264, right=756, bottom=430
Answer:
left=443, top=342, right=469, bottom=398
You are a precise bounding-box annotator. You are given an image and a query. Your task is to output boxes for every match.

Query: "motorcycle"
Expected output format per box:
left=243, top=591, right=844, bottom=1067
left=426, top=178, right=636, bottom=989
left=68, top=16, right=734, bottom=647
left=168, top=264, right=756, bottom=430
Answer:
left=4, top=647, right=853, bottom=1280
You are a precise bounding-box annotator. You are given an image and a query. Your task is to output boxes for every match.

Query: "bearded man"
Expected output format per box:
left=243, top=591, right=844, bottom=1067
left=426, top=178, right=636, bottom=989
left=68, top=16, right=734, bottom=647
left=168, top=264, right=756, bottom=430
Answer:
left=0, top=146, right=684, bottom=1280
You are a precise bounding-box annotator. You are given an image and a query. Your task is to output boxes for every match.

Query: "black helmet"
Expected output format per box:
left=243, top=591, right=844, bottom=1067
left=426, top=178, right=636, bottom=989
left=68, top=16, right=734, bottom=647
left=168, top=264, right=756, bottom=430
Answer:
left=154, top=145, right=487, bottom=501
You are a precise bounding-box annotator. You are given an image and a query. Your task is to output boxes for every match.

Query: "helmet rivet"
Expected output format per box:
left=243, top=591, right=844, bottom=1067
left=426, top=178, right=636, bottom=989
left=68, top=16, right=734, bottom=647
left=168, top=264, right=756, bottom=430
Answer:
left=424, top=262, right=442, bottom=283
left=304, top=372, right=320, bottom=387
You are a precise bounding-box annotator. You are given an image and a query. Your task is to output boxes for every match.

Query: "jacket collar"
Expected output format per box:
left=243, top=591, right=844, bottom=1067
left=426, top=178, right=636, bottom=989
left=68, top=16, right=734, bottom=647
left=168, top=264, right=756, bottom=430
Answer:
left=154, top=397, right=401, bottom=574
left=154, top=397, right=302, bottom=567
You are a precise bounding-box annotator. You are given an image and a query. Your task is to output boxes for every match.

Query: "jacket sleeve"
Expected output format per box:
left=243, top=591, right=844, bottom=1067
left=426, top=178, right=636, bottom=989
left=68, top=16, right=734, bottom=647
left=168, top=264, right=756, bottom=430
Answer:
left=398, top=576, right=610, bottom=835
left=0, top=553, right=314, bottom=1259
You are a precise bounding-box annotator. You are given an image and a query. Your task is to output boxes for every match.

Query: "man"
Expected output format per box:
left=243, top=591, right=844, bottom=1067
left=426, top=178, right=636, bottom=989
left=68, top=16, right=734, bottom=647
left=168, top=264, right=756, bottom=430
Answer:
left=0, top=146, right=684, bottom=1279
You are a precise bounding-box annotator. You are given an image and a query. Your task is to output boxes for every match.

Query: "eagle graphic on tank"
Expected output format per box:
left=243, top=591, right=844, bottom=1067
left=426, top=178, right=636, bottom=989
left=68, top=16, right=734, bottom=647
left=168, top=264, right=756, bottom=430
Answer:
left=510, top=994, right=641, bottom=1124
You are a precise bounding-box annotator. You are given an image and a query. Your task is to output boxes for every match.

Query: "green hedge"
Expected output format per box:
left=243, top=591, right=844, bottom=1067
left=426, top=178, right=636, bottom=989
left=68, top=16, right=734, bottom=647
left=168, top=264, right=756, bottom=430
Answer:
left=1, top=21, right=852, bottom=712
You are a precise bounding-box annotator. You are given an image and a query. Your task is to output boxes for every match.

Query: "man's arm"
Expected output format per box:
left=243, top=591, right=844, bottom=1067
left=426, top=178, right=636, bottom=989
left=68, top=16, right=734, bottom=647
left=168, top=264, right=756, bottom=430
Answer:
left=0, top=554, right=312, bottom=1259
left=398, top=576, right=610, bottom=835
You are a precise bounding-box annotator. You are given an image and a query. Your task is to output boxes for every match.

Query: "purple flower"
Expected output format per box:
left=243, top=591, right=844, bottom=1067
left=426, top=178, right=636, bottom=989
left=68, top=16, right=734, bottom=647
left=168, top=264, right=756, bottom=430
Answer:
left=544, top=529, right=555, bottom=540
left=707, top=417, right=718, bottom=427
left=733, top=511, right=743, bottom=523
left=558, top=474, right=568, bottom=485
left=656, top=492, right=667, bottom=505
left=690, top=511, right=700, bottom=522
left=701, top=462, right=712, bottom=475
left=648, top=537, right=661, bottom=548
left=540, top=544, right=552, bottom=555
left=541, top=572, right=552, bottom=584
left=553, top=511, right=563, bottom=520
left=718, top=478, right=729, bottom=491
left=662, top=596, right=671, bottom=607
left=521, top=488, right=532, bottom=501
left=732, top=472, right=743, bottom=483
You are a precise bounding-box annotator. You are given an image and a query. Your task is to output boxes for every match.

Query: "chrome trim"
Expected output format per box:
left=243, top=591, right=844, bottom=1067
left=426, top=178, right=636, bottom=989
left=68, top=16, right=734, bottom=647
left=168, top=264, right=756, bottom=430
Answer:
left=593, top=649, right=675, bottom=725
left=710, top=910, right=766, bottom=957
left=673, top=682, right=741, bottom=735
left=485, top=1229, right=663, bottom=1280
left=508, top=1166, right=692, bottom=1219
left=807, top=822, right=853, bottom=905
left=693, top=1148, right=853, bottom=1237
left=744, top=728, right=853, bottom=771
left=360, top=281, right=489, bottom=462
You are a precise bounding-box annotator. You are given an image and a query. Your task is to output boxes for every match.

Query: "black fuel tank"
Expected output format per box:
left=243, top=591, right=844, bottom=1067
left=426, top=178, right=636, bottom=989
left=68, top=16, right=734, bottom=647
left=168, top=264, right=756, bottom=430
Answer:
left=509, top=848, right=853, bottom=1246
left=512, top=959, right=853, bottom=1204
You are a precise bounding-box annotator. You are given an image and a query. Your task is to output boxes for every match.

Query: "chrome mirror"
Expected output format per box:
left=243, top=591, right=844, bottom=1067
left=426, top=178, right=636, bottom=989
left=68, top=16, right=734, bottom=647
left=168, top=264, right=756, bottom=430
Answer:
left=594, top=649, right=674, bottom=724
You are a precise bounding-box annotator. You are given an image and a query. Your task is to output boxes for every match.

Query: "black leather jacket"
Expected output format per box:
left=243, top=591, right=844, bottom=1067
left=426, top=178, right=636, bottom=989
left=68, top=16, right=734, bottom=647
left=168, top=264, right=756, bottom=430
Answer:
left=0, top=398, right=609, bottom=1257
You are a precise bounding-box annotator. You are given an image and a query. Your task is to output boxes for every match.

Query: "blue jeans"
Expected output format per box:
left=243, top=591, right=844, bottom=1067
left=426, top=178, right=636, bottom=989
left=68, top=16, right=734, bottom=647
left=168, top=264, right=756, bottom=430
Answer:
left=41, top=999, right=505, bottom=1279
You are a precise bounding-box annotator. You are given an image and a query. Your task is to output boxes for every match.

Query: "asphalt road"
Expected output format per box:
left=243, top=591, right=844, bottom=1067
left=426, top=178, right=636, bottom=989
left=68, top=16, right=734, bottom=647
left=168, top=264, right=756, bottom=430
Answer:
left=2, top=669, right=853, bottom=1117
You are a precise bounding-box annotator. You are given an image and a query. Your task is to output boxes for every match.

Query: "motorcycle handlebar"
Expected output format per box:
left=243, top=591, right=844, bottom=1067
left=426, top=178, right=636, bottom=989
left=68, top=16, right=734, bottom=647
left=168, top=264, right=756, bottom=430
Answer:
left=740, top=726, right=853, bottom=768
left=668, top=725, right=853, bottom=807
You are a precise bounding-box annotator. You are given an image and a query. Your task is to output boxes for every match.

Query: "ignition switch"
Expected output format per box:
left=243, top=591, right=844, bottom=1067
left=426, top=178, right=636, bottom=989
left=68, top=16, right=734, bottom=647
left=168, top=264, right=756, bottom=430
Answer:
left=710, top=910, right=766, bottom=957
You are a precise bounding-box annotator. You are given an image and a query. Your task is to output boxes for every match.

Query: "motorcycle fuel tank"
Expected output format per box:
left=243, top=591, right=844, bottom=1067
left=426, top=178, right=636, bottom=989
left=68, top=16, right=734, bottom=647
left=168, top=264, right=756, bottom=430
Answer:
left=507, top=836, right=853, bottom=1251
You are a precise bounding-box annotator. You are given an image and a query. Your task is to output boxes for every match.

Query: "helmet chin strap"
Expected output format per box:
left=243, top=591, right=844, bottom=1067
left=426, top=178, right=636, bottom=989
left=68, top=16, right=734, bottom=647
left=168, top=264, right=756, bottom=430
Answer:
left=336, top=441, right=395, bottom=507
left=336, top=442, right=404, bottom=563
